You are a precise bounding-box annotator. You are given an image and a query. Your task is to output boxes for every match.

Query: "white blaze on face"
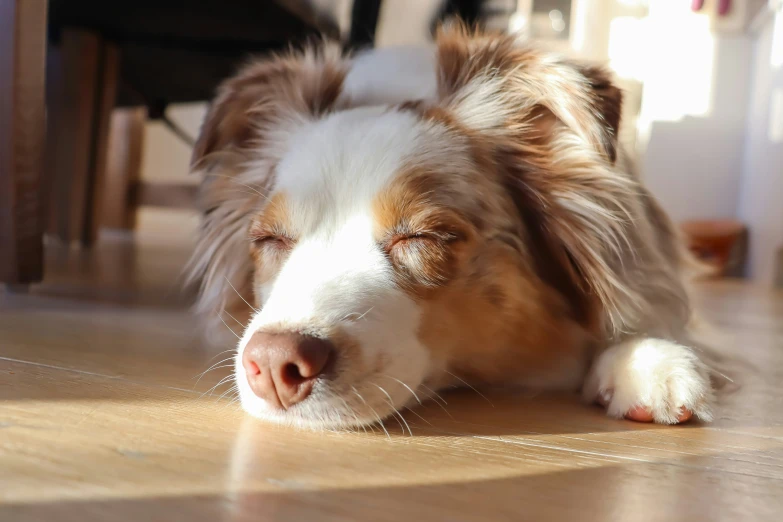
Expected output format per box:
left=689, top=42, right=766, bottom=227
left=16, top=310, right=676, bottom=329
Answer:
left=235, top=106, right=434, bottom=427
left=255, top=213, right=391, bottom=328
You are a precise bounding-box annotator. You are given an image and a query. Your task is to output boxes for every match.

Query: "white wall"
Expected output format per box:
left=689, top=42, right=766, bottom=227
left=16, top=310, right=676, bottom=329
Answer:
left=738, top=6, right=783, bottom=283
left=375, top=0, right=441, bottom=47
left=140, top=103, right=205, bottom=185
left=637, top=1, right=754, bottom=221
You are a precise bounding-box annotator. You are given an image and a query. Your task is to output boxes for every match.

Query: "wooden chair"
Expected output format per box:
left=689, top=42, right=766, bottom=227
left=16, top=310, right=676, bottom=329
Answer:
left=0, top=0, right=48, bottom=287
left=1, top=0, right=498, bottom=288
left=0, top=0, right=350, bottom=288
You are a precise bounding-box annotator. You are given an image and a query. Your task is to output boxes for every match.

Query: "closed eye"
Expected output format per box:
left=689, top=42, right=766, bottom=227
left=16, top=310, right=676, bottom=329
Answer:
left=383, top=226, right=469, bottom=288
left=386, top=231, right=461, bottom=252
left=251, top=234, right=294, bottom=250
left=390, top=233, right=427, bottom=247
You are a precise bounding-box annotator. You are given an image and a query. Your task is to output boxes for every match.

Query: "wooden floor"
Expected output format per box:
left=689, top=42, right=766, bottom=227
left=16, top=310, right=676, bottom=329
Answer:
left=2, top=213, right=783, bottom=521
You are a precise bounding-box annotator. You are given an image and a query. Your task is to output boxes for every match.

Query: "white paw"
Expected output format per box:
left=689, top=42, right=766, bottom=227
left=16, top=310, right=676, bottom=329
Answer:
left=583, top=338, right=714, bottom=424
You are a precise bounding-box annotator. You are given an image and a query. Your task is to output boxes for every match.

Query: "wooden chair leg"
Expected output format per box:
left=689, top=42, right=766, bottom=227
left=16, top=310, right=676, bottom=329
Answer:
left=102, top=108, right=147, bottom=230
left=85, top=43, right=120, bottom=244
left=0, top=0, right=48, bottom=286
left=45, top=30, right=119, bottom=247
left=45, top=30, right=99, bottom=245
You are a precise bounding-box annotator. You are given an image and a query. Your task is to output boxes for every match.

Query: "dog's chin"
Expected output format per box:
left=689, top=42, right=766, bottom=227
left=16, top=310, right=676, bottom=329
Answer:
left=235, top=372, right=418, bottom=431
left=237, top=393, right=407, bottom=431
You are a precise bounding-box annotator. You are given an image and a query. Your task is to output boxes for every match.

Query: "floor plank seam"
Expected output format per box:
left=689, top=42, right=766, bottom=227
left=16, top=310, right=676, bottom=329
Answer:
left=0, top=356, right=206, bottom=396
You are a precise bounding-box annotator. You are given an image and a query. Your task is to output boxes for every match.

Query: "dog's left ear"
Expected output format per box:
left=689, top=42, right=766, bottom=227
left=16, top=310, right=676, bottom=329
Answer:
left=434, top=26, right=647, bottom=336
left=435, top=26, right=623, bottom=163
left=576, top=65, right=624, bottom=163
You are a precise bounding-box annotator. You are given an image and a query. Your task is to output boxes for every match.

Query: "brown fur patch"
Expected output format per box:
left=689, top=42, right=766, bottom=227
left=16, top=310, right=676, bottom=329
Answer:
left=192, top=44, right=348, bottom=168
left=249, top=192, right=293, bottom=240
left=372, top=167, right=475, bottom=295
left=417, top=238, right=590, bottom=388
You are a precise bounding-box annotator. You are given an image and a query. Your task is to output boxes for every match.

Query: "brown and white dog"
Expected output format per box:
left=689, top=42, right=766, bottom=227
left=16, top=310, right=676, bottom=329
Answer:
left=187, top=26, right=714, bottom=430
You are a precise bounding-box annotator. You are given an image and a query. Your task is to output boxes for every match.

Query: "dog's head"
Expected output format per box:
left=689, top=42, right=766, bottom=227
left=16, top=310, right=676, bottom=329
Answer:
left=188, top=28, right=675, bottom=429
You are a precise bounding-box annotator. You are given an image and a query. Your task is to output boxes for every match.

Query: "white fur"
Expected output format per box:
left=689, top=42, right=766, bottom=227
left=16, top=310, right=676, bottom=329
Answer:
left=582, top=338, right=714, bottom=424
left=450, top=75, right=516, bottom=135
left=235, top=107, right=438, bottom=429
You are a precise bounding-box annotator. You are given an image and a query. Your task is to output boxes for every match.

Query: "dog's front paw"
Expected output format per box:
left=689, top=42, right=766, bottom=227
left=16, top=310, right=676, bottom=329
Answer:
left=583, top=338, right=714, bottom=424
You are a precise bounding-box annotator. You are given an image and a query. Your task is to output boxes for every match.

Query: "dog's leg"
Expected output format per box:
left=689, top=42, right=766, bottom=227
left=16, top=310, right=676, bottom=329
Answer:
left=582, top=338, right=714, bottom=424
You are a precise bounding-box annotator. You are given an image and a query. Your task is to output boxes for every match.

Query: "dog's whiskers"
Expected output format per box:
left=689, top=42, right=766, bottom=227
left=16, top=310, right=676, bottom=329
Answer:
left=200, top=374, right=235, bottom=398
left=419, top=384, right=453, bottom=418
left=223, top=310, right=246, bottom=329
left=352, top=387, right=390, bottom=439
left=201, top=348, right=236, bottom=367
left=403, top=406, right=433, bottom=427
left=216, top=383, right=239, bottom=403
left=372, top=384, right=412, bottom=436
left=336, top=395, right=368, bottom=435
left=217, top=314, right=242, bottom=341
left=224, top=276, right=259, bottom=313
left=341, top=306, right=375, bottom=323
left=194, top=356, right=236, bottom=380
left=381, top=375, right=423, bottom=405
left=194, top=362, right=236, bottom=388
left=419, top=383, right=448, bottom=405
left=226, top=188, right=267, bottom=200
left=380, top=375, right=451, bottom=421
left=354, top=306, right=374, bottom=322
left=444, top=370, right=494, bottom=407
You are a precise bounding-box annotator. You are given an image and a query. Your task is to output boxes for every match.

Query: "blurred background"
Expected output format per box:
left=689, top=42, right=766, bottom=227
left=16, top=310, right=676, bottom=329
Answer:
left=4, top=0, right=782, bottom=292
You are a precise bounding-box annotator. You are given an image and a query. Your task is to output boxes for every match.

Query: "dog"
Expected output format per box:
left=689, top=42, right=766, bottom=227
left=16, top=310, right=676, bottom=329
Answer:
left=186, top=25, right=715, bottom=430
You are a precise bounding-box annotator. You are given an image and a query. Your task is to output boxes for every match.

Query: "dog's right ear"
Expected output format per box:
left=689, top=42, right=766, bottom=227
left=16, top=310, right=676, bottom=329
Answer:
left=191, top=44, right=348, bottom=169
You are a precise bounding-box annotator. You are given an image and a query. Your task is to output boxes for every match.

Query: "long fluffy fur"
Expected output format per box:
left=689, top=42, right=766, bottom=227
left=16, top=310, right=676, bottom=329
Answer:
left=433, top=25, right=691, bottom=339
left=186, top=25, right=720, bottom=427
